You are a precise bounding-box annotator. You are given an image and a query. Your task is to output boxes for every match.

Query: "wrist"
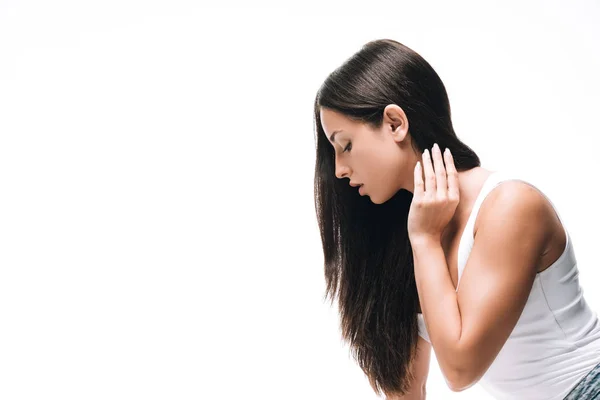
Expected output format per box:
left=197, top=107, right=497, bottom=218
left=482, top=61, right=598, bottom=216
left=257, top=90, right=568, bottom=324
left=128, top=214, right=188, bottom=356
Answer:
left=409, top=234, right=441, bottom=249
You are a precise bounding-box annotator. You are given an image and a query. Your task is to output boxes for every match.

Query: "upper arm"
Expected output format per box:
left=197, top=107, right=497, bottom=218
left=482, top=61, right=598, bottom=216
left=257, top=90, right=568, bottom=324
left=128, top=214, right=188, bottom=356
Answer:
left=452, top=182, right=552, bottom=388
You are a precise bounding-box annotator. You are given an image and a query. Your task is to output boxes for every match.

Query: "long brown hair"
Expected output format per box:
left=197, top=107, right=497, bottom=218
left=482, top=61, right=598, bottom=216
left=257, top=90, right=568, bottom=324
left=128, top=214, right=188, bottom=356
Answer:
left=313, top=39, right=480, bottom=396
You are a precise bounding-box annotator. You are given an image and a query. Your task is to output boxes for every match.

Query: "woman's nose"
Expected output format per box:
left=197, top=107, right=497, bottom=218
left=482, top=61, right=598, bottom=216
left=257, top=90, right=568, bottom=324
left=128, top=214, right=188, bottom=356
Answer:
left=335, top=163, right=350, bottom=179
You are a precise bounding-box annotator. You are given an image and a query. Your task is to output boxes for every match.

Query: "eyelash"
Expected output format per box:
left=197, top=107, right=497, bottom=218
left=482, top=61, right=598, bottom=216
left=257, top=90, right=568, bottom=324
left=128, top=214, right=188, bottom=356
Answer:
left=343, top=142, right=352, bottom=153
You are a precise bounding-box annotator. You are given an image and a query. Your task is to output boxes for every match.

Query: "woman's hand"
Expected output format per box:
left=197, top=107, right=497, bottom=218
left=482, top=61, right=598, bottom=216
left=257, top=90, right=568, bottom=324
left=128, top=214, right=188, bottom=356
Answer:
left=407, top=143, right=460, bottom=245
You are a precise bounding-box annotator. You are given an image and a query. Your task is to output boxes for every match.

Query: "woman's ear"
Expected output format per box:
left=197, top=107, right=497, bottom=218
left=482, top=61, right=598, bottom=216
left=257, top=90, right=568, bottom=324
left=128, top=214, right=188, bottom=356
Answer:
left=383, top=104, right=409, bottom=143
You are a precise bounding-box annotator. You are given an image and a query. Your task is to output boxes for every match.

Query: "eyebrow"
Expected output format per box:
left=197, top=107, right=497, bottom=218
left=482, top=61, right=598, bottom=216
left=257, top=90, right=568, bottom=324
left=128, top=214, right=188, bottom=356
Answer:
left=329, top=129, right=343, bottom=144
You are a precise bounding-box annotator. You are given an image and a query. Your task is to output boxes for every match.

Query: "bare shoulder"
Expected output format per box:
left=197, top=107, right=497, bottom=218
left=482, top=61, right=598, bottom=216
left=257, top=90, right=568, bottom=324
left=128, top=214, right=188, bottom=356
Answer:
left=474, top=180, right=556, bottom=243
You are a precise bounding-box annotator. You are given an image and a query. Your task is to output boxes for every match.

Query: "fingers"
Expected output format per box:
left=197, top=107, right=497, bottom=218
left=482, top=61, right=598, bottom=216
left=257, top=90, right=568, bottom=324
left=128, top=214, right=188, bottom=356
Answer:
left=432, top=144, right=447, bottom=198
left=414, top=161, right=424, bottom=198
left=422, top=149, right=436, bottom=194
left=444, top=147, right=459, bottom=201
left=417, top=144, right=458, bottom=201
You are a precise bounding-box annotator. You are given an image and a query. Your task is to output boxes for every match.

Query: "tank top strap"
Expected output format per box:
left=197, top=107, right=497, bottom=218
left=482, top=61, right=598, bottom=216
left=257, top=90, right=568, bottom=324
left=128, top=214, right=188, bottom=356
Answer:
left=456, top=171, right=570, bottom=289
left=472, top=172, right=568, bottom=231
left=456, top=171, right=515, bottom=289
left=461, top=171, right=526, bottom=241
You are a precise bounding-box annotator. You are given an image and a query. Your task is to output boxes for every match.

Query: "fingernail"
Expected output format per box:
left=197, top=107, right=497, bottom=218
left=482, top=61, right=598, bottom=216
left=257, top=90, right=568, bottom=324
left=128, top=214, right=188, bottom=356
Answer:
left=433, top=143, right=439, bottom=151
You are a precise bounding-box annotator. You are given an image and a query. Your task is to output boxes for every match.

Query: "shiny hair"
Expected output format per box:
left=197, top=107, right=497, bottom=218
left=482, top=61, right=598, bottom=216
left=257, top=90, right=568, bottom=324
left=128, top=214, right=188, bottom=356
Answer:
left=313, top=39, right=480, bottom=396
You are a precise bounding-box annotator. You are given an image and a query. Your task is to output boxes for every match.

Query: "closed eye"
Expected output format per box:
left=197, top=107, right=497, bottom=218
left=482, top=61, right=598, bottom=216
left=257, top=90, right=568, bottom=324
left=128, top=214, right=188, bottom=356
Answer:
left=343, top=142, right=352, bottom=153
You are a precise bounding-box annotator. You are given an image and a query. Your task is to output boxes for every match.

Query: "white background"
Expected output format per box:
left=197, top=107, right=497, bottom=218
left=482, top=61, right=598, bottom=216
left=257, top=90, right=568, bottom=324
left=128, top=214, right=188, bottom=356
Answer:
left=1, top=1, right=599, bottom=399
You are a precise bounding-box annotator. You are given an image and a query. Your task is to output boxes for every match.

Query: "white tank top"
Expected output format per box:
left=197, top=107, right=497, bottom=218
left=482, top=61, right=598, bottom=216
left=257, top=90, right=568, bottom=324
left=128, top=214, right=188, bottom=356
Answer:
left=417, top=171, right=600, bottom=399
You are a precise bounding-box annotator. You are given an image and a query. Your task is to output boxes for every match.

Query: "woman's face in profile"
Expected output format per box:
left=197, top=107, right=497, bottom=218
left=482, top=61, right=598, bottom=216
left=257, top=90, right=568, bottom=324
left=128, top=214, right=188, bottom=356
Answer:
left=319, top=106, right=417, bottom=204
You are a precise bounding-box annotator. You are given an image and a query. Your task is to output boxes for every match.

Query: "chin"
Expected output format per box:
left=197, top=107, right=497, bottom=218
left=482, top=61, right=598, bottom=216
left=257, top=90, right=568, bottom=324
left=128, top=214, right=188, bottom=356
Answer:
left=368, top=191, right=395, bottom=205
left=368, top=194, right=385, bottom=205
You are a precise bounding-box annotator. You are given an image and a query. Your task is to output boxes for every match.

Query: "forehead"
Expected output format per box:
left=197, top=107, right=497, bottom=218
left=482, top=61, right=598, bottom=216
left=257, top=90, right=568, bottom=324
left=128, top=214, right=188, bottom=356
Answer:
left=319, top=107, right=358, bottom=140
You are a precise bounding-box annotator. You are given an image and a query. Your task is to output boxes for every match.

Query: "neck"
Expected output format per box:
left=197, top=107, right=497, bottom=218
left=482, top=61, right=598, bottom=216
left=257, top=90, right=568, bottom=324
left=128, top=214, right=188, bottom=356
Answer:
left=405, top=166, right=490, bottom=235
left=456, top=167, right=484, bottom=211
left=449, top=166, right=492, bottom=229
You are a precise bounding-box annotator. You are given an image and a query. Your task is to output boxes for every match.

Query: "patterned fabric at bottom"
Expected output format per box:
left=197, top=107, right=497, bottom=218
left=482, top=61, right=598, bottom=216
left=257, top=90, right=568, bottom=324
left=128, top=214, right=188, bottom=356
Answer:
left=564, top=362, right=600, bottom=399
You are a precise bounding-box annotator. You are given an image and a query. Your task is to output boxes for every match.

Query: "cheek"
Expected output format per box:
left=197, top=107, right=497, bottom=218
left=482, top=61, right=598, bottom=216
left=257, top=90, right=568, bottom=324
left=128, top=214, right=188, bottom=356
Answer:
left=356, top=140, right=402, bottom=184
left=361, top=150, right=393, bottom=182
left=371, top=147, right=404, bottom=187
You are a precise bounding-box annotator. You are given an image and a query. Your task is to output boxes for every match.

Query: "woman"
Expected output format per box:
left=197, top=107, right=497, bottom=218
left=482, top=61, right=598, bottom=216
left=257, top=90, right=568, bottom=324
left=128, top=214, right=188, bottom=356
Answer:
left=313, top=39, right=600, bottom=399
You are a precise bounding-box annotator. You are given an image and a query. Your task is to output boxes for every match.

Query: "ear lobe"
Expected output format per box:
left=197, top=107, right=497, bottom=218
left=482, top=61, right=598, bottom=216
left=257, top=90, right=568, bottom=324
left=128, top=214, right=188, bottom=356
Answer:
left=390, top=119, right=409, bottom=143
left=392, top=127, right=406, bottom=143
left=383, top=104, right=409, bottom=139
